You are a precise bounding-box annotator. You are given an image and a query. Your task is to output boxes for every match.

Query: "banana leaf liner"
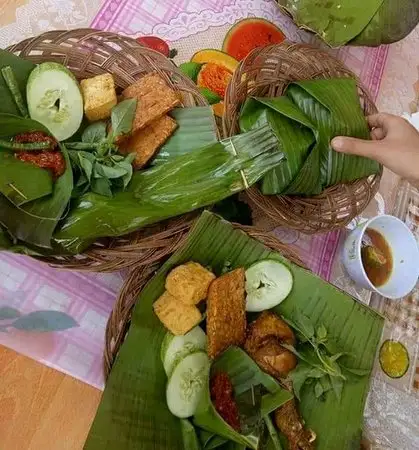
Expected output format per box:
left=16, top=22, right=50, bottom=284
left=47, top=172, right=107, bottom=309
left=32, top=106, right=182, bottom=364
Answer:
left=89, top=211, right=384, bottom=450
left=223, top=41, right=382, bottom=234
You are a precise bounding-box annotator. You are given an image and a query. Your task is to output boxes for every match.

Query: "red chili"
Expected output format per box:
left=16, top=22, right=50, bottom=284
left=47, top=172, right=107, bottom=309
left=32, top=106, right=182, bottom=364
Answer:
left=210, top=372, right=241, bottom=432
left=14, top=131, right=57, bottom=150
left=14, top=132, right=65, bottom=179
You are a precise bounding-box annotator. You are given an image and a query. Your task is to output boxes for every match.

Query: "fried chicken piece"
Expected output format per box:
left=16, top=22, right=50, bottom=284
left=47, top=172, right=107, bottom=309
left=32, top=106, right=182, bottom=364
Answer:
left=245, top=311, right=296, bottom=355
left=207, top=268, right=246, bottom=359
left=252, top=338, right=297, bottom=379
left=275, top=400, right=316, bottom=450
left=245, top=311, right=315, bottom=450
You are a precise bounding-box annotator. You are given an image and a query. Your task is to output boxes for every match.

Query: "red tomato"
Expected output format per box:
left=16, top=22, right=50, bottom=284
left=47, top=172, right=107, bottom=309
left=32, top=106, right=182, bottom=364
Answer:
left=136, top=36, right=170, bottom=57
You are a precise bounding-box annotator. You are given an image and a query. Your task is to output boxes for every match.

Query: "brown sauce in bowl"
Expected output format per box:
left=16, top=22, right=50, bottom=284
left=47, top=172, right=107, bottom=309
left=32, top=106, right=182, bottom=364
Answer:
left=361, top=228, right=393, bottom=287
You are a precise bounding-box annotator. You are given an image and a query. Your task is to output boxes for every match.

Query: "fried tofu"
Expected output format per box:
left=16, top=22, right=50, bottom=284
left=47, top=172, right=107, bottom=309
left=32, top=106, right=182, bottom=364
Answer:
left=207, top=268, right=246, bottom=359
left=166, top=262, right=216, bottom=306
left=121, top=73, right=180, bottom=134
left=80, top=73, right=117, bottom=121
left=119, top=115, right=177, bottom=168
left=153, top=291, right=201, bottom=335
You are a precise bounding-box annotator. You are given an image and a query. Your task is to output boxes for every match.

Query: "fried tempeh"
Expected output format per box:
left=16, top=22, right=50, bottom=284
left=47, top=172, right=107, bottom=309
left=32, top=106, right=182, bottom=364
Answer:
left=165, top=262, right=216, bottom=305
left=121, top=73, right=180, bottom=134
left=119, top=115, right=177, bottom=168
left=207, top=268, right=246, bottom=359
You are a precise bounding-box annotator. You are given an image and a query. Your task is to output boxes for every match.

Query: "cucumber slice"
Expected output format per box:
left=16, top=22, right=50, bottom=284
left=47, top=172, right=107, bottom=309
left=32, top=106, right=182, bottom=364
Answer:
left=379, top=340, right=409, bottom=379
left=166, top=351, right=210, bottom=418
left=27, top=62, right=83, bottom=141
left=161, top=326, right=207, bottom=376
left=245, top=259, right=293, bottom=312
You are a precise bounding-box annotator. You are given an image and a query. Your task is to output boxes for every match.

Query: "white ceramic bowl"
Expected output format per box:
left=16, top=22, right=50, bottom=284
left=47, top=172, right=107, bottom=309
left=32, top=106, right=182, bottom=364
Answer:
left=342, top=215, right=419, bottom=299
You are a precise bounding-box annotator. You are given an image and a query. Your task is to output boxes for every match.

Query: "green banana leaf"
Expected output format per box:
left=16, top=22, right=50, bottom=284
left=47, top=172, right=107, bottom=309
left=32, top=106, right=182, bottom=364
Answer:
left=194, top=347, right=292, bottom=449
left=0, top=49, right=35, bottom=116
left=52, top=125, right=283, bottom=254
left=0, top=144, right=72, bottom=248
left=199, top=430, right=229, bottom=449
left=351, top=0, right=419, bottom=46
left=152, top=107, right=218, bottom=165
left=84, top=211, right=384, bottom=450
left=240, top=78, right=380, bottom=196
left=0, top=114, right=73, bottom=248
left=277, top=0, right=418, bottom=47
left=0, top=152, right=52, bottom=205
left=0, top=114, right=54, bottom=206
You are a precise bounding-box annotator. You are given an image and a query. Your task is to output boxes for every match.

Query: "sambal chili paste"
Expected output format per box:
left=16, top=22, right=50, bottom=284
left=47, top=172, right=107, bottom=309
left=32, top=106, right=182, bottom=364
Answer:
left=210, top=371, right=241, bottom=431
left=13, top=131, right=65, bottom=179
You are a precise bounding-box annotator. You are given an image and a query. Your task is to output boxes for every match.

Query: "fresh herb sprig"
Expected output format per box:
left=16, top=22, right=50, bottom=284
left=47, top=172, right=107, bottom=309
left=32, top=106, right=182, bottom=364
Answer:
left=67, top=98, right=137, bottom=197
left=282, top=311, right=369, bottom=402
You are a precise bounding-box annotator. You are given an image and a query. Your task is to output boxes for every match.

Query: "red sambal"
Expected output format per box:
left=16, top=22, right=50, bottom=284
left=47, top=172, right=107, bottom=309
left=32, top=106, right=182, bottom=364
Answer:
left=13, top=132, right=65, bottom=179
left=210, top=372, right=241, bottom=431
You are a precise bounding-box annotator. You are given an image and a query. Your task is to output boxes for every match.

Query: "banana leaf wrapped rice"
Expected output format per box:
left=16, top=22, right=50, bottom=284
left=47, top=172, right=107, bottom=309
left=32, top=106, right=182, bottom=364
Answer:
left=240, top=78, right=381, bottom=196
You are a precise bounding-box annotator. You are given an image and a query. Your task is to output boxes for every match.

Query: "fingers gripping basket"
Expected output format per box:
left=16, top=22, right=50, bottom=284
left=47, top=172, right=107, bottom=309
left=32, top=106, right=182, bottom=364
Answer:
left=6, top=29, right=211, bottom=271
left=103, top=223, right=305, bottom=378
left=223, top=42, right=382, bottom=234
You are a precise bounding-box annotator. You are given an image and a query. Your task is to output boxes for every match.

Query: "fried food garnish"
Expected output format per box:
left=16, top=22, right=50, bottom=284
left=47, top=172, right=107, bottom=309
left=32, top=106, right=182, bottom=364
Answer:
left=153, top=291, right=201, bottom=335
left=207, top=268, right=246, bottom=359
left=275, top=400, right=316, bottom=450
left=165, top=262, right=216, bottom=305
left=119, top=115, right=177, bottom=168
left=121, top=73, right=180, bottom=134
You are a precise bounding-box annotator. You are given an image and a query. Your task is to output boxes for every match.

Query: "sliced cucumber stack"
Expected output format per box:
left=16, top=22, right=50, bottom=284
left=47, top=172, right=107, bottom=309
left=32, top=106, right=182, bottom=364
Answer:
left=27, top=62, right=83, bottom=141
left=161, top=326, right=207, bottom=376
left=166, top=351, right=210, bottom=418
left=245, top=259, right=293, bottom=312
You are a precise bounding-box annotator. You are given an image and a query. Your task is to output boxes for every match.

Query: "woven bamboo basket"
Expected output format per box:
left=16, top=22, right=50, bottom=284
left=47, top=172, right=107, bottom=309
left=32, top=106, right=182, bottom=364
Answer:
left=103, top=222, right=305, bottom=378
left=223, top=42, right=382, bottom=234
left=7, top=29, right=211, bottom=271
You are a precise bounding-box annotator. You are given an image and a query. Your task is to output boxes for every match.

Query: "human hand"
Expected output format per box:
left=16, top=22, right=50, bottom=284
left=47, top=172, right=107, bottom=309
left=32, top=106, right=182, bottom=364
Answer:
left=331, top=113, right=419, bottom=187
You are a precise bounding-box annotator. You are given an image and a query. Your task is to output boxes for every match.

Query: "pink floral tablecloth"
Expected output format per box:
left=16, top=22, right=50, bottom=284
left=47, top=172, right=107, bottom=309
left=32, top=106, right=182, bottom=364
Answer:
left=0, top=0, right=413, bottom=391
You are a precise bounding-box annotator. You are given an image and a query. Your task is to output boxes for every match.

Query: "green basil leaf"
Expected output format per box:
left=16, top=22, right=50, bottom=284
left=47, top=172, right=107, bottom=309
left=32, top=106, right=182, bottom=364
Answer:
left=330, top=352, right=347, bottom=362
left=82, top=121, right=107, bottom=144
left=111, top=155, right=125, bottom=162
left=78, top=151, right=95, bottom=181
left=316, top=324, right=328, bottom=342
left=110, top=98, right=137, bottom=139
left=124, top=152, right=136, bottom=164
left=118, top=162, right=133, bottom=188
left=95, top=163, right=128, bottom=179
left=288, top=361, right=312, bottom=401
left=314, top=381, right=324, bottom=398
left=91, top=177, right=113, bottom=197
left=330, top=376, right=344, bottom=402
left=308, top=368, right=325, bottom=378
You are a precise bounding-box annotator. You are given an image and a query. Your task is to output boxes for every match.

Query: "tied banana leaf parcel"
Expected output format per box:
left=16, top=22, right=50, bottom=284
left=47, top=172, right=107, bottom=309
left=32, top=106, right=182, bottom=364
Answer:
left=277, top=0, right=419, bottom=47
left=240, top=78, right=381, bottom=196
left=53, top=125, right=284, bottom=254
left=0, top=112, right=284, bottom=254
